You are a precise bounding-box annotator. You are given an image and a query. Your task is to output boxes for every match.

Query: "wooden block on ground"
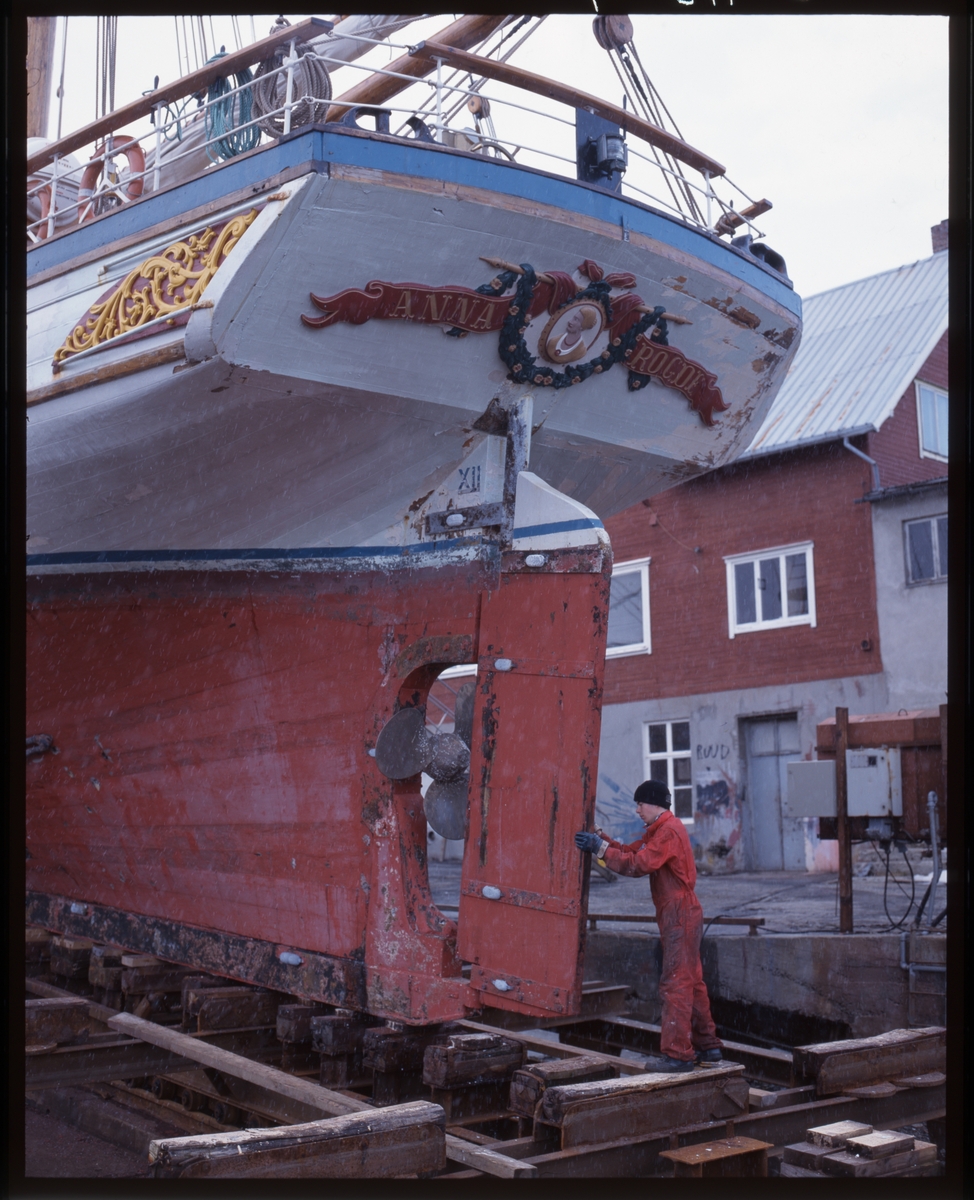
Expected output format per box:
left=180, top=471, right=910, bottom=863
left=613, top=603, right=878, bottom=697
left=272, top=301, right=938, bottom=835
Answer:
left=363, top=1026, right=447, bottom=1073
left=844, top=1130, right=914, bottom=1158
left=794, top=1027, right=945, bottom=1096
left=121, top=967, right=196, bottom=995
left=510, top=1056, right=618, bottom=1117
left=539, top=1064, right=749, bottom=1147
left=747, top=1087, right=778, bottom=1110
left=807, top=1119, right=873, bottom=1147
left=660, top=1135, right=772, bottom=1178
left=312, top=1013, right=380, bottom=1055
left=26, top=929, right=52, bottom=961
left=423, top=1033, right=525, bottom=1088
left=780, top=1161, right=826, bottom=1178
left=26, top=997, right=92, bottom=1046
left=194, top=989, right=282, bottom=1031
left=89, top=965, right=124, bottom=989
left=149, top=1100, right=446, bottom=1178
left=784, top=1140, right=849, bottom=1170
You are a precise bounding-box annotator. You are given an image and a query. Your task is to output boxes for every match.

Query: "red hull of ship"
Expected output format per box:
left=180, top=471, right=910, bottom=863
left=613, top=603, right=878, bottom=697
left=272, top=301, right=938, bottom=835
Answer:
left=26, top=548, right=609, bottom=1023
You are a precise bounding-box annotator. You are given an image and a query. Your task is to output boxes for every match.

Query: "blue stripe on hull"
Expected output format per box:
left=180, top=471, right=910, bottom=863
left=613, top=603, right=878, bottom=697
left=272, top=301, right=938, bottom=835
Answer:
left=27, top=128, right=800, bottom=318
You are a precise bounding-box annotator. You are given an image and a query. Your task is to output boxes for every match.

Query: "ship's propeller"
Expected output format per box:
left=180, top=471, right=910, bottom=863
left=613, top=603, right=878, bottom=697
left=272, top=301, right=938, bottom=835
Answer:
left=373, top=681, right=476, bottom=840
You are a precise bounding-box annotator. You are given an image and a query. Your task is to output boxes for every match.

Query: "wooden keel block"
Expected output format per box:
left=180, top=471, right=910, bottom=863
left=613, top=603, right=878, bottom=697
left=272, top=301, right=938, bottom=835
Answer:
left=794, top=1026, right=945, bottom=1096
left=193, top=988, right=284, bottom=1032
left=277, top=1004, right=332, bottom=1045
left=510, top=1055, right=618, bottom=1117
left=149, top=1100, right=447, bottom=1179
left=25, top=997, right=93, bottom=1046
left=539, top=1064, right=749, bottom=1148
left=423, top=1032, right=526, bottom=1089
left=806, top=1119, right=873, bottom=1147
left=312, top=1012, right=380, bottom=1055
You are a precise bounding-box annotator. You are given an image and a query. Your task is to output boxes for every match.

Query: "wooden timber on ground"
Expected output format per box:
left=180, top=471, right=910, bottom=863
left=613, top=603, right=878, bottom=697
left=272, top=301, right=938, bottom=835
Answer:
left=510, top=1056, right=618, bottom=1117
left=793, top=1026, right=946, bottom=1095
left=25, top=996, right=93, bottom=1047
left=538, top=1064, right=750, bottom=1147
left=783, top=1120, right=939, bottom=1179
left=149, top=1101, right=447, bottom=1179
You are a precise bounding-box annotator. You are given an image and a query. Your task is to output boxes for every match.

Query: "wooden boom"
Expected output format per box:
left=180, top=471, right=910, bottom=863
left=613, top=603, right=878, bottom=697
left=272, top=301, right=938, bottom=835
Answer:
left=410, top=40, right=726, bottom=178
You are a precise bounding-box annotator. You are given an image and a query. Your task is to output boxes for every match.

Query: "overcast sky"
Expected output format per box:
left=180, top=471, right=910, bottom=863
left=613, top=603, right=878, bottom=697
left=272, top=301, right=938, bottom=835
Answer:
left=41, top=13, right=947, bottom=299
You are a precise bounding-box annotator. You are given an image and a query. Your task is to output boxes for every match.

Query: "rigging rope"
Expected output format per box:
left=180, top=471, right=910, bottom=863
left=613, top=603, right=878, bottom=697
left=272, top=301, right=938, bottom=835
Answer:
left=203, top=50, right=261, bottom=162
left=251, top=19, right=332, bottom=138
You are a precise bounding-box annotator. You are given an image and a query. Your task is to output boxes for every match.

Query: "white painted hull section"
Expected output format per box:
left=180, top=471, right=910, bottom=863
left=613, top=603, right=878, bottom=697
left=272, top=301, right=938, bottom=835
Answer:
left=28, top=165, right=800, bottom=555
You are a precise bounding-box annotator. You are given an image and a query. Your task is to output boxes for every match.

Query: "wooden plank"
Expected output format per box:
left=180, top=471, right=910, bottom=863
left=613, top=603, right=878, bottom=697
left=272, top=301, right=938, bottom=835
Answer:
left=26, top=997, right=92, bottom=1046
left=26, top=18, right=331, bottom=173
left=458, top=1018, right=649, bottom=1075
left=107, top=1012, right=532, bottom=1178
left=540, top=1066, right=750, bottom=1148
left=149, top=1101, right=446, bottom=1179
left=794, top=1027, right=946, bottom=1095
left=26, top=976, right=118, bottom=1023
left=806, top=1119, right=873, bottom=1147
left=845, top=1129, right=914, bottom=1158
left=441, top=1139, right=538, bottom=1179
left=784, top=1140, right=850, bottom=1170
left=409, top=41, right=726, bottom=177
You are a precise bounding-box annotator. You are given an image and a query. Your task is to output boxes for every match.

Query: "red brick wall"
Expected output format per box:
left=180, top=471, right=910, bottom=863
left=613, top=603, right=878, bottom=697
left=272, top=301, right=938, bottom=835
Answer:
left=602, top=443, right=882, bottom=705
left=866, top=332, right=949, bottom=487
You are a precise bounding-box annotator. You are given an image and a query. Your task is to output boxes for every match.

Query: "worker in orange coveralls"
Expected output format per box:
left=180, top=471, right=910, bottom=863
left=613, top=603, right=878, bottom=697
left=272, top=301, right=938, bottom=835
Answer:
left=575, top=779, right=724, bottom=1072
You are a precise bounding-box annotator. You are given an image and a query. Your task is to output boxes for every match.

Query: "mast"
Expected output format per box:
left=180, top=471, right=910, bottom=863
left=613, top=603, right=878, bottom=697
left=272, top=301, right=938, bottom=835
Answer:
left=27, top=16, right=57, bottom=139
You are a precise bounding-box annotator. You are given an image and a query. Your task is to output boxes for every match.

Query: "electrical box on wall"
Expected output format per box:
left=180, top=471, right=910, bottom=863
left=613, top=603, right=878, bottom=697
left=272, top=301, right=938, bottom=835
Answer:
left=846, top=747, right=902, bottom=817
left=785, top=748, right=902, bottom=818
left=785, top=761, right=836, bottom=817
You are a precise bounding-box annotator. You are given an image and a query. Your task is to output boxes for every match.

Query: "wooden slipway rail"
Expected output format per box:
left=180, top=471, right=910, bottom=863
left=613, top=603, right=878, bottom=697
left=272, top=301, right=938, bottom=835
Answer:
left=25, top=946, right=946, bottom=1179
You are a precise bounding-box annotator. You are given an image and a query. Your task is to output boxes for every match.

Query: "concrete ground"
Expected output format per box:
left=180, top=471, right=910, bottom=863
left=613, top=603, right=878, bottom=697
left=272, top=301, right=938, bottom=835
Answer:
left=428, top=857, right=945, bottom=934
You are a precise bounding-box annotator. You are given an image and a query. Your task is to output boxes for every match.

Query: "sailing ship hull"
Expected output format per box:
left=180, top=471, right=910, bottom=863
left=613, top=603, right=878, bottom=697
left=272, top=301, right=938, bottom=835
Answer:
left=27, top=125, right=801, bottom=1022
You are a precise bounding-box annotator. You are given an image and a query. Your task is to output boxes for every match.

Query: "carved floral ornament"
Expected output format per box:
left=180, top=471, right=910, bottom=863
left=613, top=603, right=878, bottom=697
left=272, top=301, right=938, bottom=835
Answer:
left=301, top=256, right=728, bottom=426
left=53, top=209, right=259, bottom=369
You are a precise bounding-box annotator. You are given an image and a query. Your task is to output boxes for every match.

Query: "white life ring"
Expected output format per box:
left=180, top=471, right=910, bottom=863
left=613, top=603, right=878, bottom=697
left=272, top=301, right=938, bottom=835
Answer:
left=78, top=136, right=146, bottom=222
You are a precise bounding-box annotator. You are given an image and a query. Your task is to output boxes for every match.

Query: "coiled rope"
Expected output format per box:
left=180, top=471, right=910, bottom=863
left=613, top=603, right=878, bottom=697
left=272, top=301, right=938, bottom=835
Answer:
left=203, top=49, right=261, bottom=162
left=251, top=19, right=331, bottom=138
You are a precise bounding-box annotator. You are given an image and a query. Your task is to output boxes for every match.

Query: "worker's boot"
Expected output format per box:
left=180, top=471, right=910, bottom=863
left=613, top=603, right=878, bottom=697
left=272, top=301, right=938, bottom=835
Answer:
left=695, top=1048, right=723, bottom=1064
left=642, top=1054, right=695, bottom=1073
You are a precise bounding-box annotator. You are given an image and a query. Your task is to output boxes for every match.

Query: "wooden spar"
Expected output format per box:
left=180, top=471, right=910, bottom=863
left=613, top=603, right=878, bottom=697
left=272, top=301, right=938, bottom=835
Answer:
left=26, top=17, right=332, bottom=174
left=324, top=15, right=511, bottom=121
left=410, top=41, right=726, bottom=178
left=27, top=17, right=57, bottom=140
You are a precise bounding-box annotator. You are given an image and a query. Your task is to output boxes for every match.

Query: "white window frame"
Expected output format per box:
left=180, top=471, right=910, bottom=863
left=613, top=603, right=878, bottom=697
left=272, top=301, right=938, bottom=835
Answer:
left=643, top=719, right=694, bottom=825
left=904, top=513, right=948, bottom=585
left=606, top=556, right=651, bottom=658
left=916, top=381, right=948, bottom=462
left=724, top=541, right=816, bottom=638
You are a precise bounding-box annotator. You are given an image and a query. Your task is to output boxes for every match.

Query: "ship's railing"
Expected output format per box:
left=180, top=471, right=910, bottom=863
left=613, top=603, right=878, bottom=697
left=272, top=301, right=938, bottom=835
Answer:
left=27, top=17, right=772, bottom=248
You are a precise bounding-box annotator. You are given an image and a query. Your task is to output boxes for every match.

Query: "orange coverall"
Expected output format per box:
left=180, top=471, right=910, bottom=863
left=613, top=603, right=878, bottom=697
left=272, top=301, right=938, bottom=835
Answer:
left=602, top=810, right=721, bottom=1062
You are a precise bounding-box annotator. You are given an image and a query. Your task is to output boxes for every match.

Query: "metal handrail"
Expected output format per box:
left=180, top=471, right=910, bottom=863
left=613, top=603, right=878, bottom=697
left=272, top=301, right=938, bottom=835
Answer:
left=27, top=21, right=771, bottom=247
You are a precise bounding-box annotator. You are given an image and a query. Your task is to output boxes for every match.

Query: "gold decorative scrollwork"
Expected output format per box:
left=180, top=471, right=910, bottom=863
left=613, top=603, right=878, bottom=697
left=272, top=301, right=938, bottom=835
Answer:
left=53, top=209, right=258, bottom=367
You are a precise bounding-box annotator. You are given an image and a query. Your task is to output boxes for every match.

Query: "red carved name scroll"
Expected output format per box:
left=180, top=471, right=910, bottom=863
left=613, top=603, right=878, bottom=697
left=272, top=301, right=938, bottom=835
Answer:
left=629, top=335, right=728, bottom=427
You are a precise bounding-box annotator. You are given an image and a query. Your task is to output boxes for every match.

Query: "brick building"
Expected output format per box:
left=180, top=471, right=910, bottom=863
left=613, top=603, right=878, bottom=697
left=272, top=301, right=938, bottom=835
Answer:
left=595, top=230, right=948, bottom=873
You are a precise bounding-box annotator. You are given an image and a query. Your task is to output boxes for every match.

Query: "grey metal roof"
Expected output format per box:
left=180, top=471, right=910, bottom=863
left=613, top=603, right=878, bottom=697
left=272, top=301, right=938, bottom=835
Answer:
left=743, top=250, right=948, bottom=459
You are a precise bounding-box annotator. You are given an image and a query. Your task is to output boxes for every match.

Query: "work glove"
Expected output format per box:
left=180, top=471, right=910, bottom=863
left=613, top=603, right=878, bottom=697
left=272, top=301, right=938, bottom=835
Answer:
left=575, top=831, right=609, bottom=857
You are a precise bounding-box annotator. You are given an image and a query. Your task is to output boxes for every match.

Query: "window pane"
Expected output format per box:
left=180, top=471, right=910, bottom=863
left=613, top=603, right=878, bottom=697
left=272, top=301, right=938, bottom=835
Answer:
left=648, top=723, right=667, bottom=754
left=785, top=553, right=808, bottom=616
left=607, top=571, right=644, bottom=648
left=673, top=788, right=693, bottom=819
left=672, top=721, right=690, bottom=752
left=673, top=757, right=692, bottom=786
left=650, top=759, right=668, bottom=785
left=735, top=562, right=756, bottom=625
left=935, top=391, right=949, bottom=456
left=759, top=557, right=782, bottom=621
left=936, top=516, right=948, bottom=577
left=919, top=387, right=938, bottom=454
left=908, top=521, right=935, bottom=581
